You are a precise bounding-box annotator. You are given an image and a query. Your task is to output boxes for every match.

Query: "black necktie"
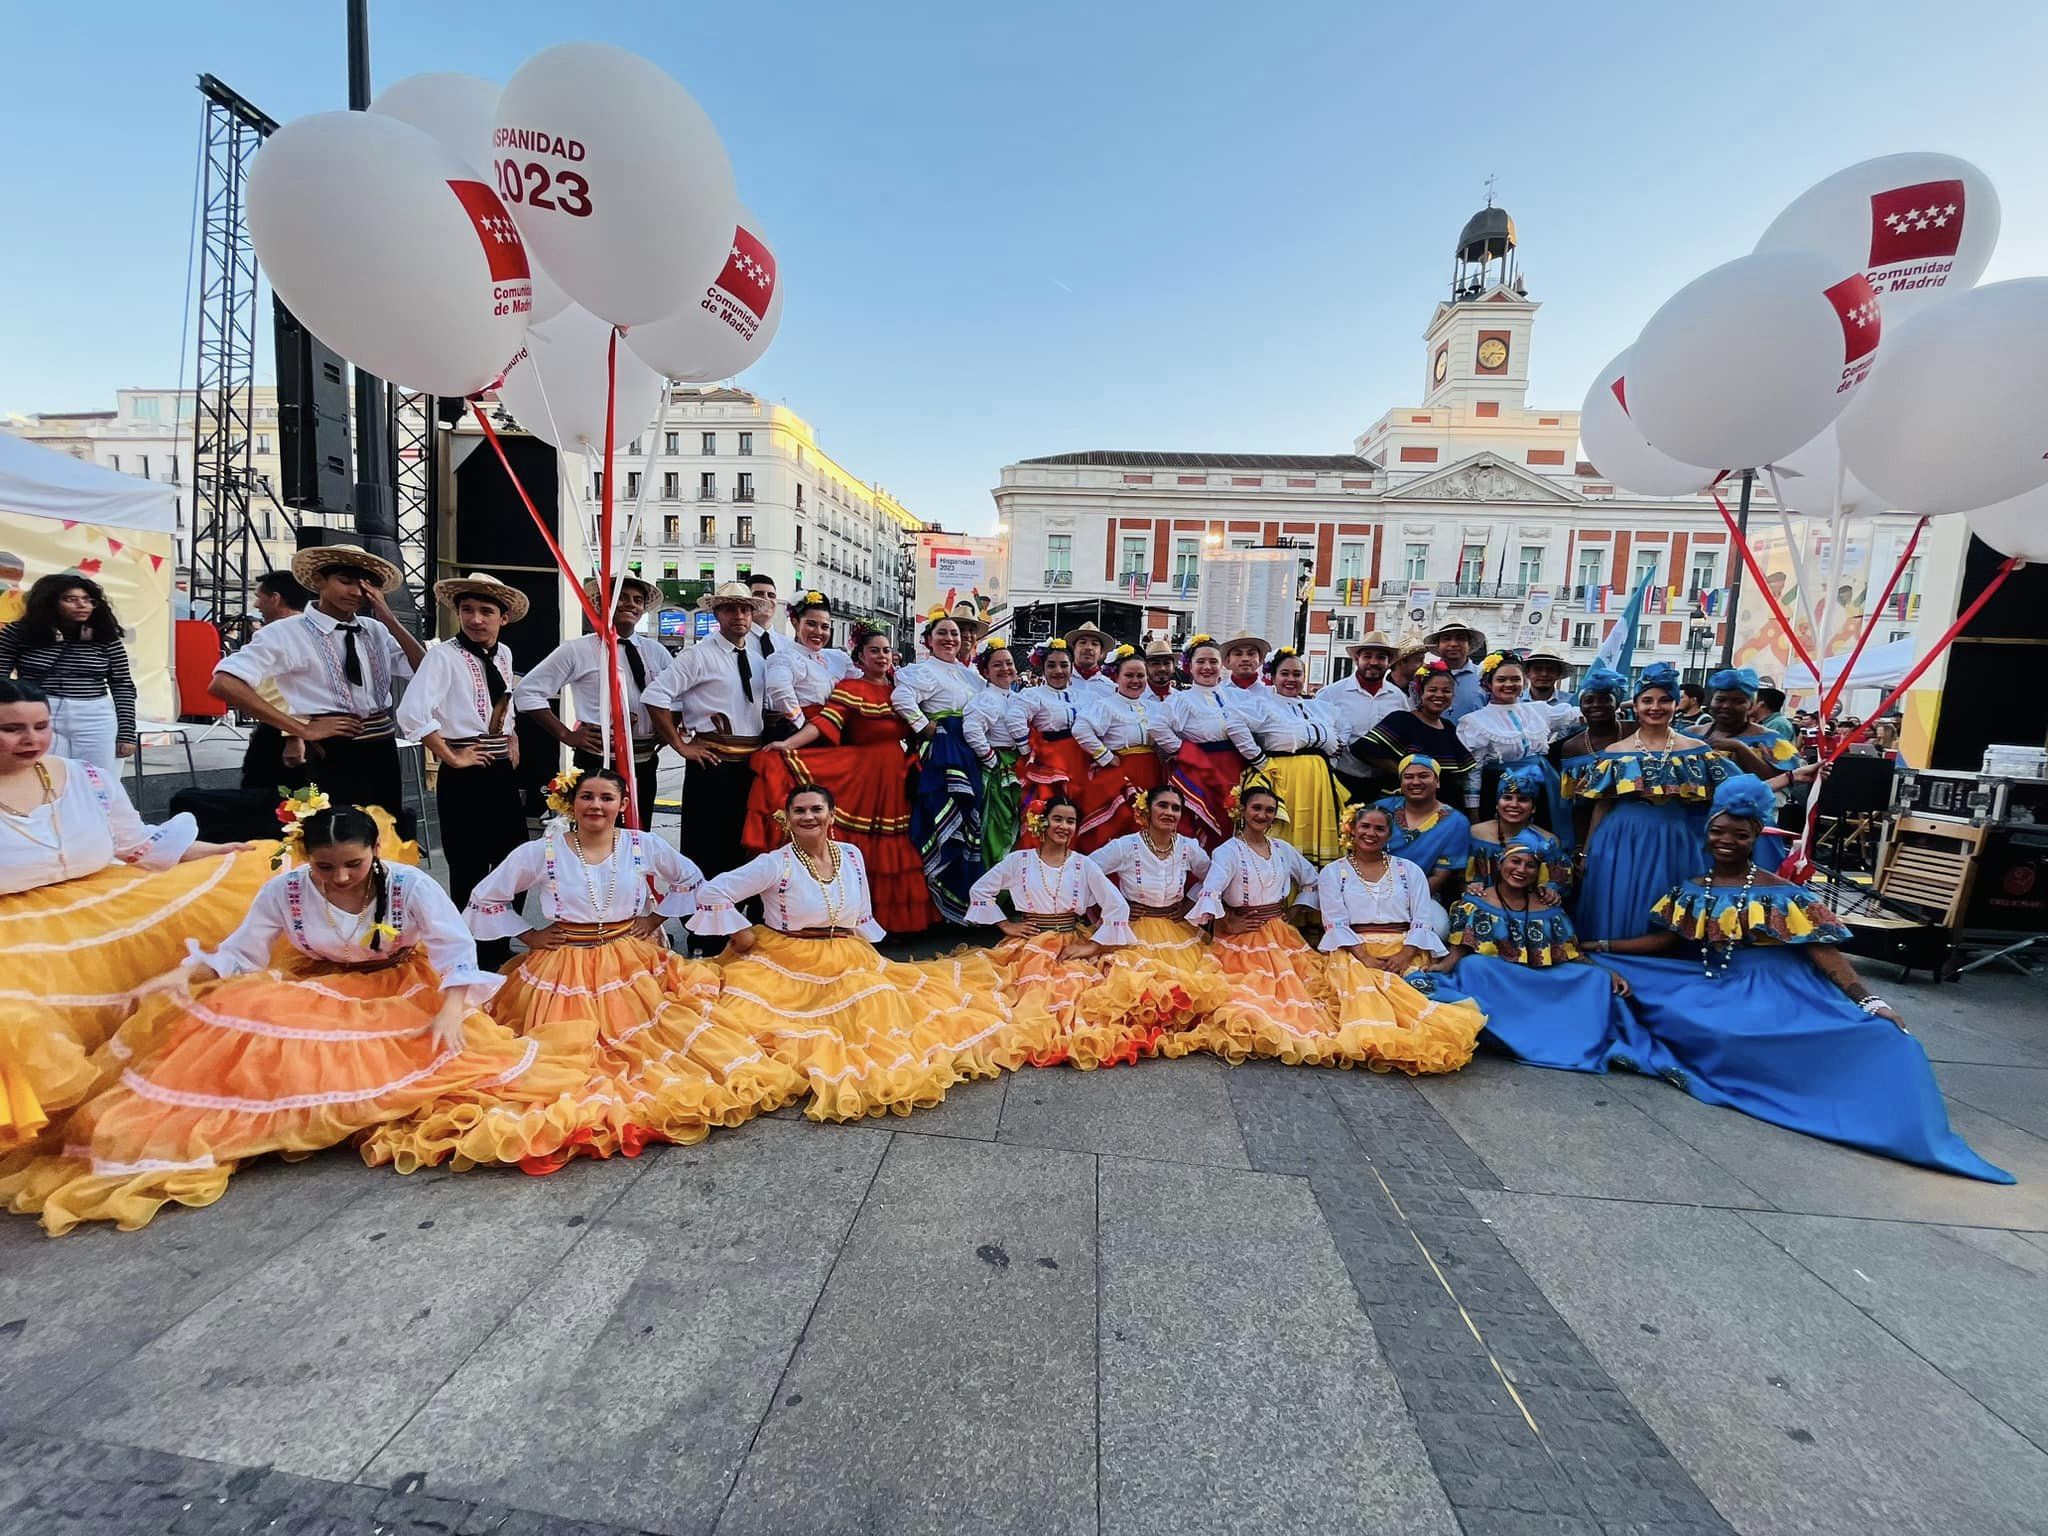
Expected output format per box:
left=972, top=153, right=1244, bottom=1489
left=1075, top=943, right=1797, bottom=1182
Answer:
left=454, top=632, right=506, bottom=705
left=734, top=643, right=754, bottom=703
left=337, top=623, right=364, bottom=686
left=619, top=637, right=648, bottom=695
left=758, top=631, right=775, bottom=656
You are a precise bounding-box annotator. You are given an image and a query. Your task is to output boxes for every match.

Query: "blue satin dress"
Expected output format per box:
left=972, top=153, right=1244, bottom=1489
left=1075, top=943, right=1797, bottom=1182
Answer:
left=1566, top=748, right=1733, bottom=941
left=1608, top=879, right=2012, bottom=1183
left=1429, top=893, right=1676, bottom=1074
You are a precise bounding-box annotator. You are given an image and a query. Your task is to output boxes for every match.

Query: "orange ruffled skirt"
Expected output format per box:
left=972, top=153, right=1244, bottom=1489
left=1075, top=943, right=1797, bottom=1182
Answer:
left=1319, top=936, right=1487, bottom=1076
left=980, top=930, right=1209, bottom=1070
left=362, top=935, right=804, bottom=1174
left=1161, top=916, right=1340, bottom=1065
left=0, top=844, right=279, bottom=1153
left=706, top=931, right=1039, bottom=1120
left=0, top=950, right=583, bottom=1236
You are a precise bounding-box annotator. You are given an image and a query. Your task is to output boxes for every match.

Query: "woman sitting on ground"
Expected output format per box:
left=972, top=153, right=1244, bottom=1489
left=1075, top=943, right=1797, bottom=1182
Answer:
left=1463, top=760, right=1571, bottom=901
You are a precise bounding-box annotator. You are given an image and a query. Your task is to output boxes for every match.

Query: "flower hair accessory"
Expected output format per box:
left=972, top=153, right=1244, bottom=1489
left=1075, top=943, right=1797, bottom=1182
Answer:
left=1261, top=645, right=1302, bottom=680
left=544, top=765, right=585, bottom=818
left=1023, top=800, right=1050, bottom=840
left=1131, top=787, right=1151, bottom=818
left=1478, top=650, right=1510, bottom=678
left=1043, top=637, right=1070, bottom=652
left=1105, top=643, right=1138, bottom=668
left=271, top=785, right=332, bottom=868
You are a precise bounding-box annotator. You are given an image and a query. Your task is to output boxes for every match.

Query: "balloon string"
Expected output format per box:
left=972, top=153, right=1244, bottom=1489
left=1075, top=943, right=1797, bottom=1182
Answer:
left=1714, top=491, right=1824, bottom=686
left=597, top=325, right=639, bottom=831
left=469, top=401, right=603, bottom=632
left=1815, top=515, right=1927, bottom=722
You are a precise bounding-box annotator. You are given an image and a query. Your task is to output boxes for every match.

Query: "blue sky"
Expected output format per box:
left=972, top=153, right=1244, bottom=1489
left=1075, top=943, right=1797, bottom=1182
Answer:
left=4, top=1, right=2043, bottom=532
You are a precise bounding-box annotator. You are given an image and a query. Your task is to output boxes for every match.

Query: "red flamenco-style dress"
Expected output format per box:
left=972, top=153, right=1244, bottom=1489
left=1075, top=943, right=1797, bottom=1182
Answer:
left=744, top=676, right=934, bottom=935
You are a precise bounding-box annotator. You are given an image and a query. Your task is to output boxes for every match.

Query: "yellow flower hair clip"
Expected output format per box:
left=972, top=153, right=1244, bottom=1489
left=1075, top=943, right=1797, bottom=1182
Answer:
left=544, top=765, right=585, bottom=818
left=1131, top=787, right=1151, bottom=818
left=270, top=785, right=332, bottom=868
left=1044, top=637, right=1069, bottom=650
left=1478, top=650, right=1510, bottom=678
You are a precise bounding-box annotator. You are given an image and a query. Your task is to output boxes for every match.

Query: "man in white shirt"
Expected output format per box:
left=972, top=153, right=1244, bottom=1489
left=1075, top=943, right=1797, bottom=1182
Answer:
left=1144, top=639, right=1179, bottom=701
left=210, top=544, right=425, bottom=825
left=1221, top=632, right=1270, bottom=698
left=397, top=573, right=529, bottom=960
left=1321, top=631, right=1406, bottom=801
left=514, top=573, right=670, bottom=829
left=747, top=571, right=783, bottom=655
left=1065, top=622, right=1117, bottom=699
left=644, top=582, right=766, bottom=884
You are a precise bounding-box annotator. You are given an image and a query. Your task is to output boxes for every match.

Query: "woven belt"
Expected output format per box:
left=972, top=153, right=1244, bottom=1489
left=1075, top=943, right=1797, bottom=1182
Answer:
left=444, top=734, right=511, bottom=762
left=313, top=709, right=396, bottom=742
left=783, top=926, right=860, bottom=940
left=1019, top=914, right=1081, bottom=934
left=318, top=950, right=408, bottom=974
left=694, top=732, right=763, bottom=759
left=1350, top=921, right=1409, bottom=934
left=1041, top=728, right=1074, bottom=742
left=1230, top=902, right=1286, bottom=923
left=1125, top=899, right=1187, bottom=919
left=551, top=920, right=640, bottom=947
left=1116, top=745, right=1153, bottom=758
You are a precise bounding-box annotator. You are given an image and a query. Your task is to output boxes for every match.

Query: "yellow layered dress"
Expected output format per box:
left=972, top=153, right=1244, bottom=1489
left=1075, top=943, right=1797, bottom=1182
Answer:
left=693, top=843, right=1042, bottom=1119
left=1090, top=832, right=1230, bottom=1053
left=1313, top=855, right=1486, bottom=1075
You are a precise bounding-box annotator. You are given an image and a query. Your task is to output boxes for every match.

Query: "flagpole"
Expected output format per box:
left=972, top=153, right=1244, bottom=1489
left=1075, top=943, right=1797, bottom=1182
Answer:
left=1717, top=468, right=1753, bottom=668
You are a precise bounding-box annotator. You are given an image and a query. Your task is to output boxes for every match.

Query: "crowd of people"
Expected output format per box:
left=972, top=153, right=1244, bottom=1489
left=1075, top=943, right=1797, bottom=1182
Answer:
left=0, top=547, right=2009, bottom=1237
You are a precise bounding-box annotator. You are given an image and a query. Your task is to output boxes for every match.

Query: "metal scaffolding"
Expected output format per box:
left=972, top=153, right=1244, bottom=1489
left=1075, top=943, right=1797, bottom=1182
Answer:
left=186, top=74, right=276, bottom=641
left=389, top=388, right=436, bottom=607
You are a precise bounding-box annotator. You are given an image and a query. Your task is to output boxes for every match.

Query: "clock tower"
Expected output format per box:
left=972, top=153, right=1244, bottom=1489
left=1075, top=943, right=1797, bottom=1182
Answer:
left=1423, top=197, right=1539, bottom=414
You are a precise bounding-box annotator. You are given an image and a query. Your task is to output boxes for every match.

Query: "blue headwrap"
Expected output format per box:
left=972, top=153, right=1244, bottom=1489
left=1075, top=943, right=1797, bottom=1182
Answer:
left=1496, top=760, right=1547, bottom=798
left=1398, top=753, right=1441, bottom=776
left=1503, top=828, right=1552, bottom=858
left=1709, top=773, right=1776, bottom=825
left=1578, top=663, right=1629, bottom=699
left=1706, top=666, right=1760, bottom=698
left=1635, top=661, right=1680, bottom=697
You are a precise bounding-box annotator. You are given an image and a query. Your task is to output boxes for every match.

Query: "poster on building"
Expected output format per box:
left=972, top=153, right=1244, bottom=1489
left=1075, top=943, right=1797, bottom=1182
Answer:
left=914, top=531, right=1008, bottom=625
left=1520, top=585, right=1555, bottom=640
left=1401, top=583, right=1437, bottom=638
left=1197, top=548, right=1297, bottom=648
left=1727, top=523, right=1887, bottom=693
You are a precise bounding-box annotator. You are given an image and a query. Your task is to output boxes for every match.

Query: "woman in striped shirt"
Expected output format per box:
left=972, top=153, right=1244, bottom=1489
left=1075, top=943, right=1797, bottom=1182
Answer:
left=0, top=572, right=136, bottom=771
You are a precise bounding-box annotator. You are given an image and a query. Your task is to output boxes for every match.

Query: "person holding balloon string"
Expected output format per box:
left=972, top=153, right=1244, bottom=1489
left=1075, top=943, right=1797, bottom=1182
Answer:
left=748, top=624, right=935, bottom=936
left=966, top=794, right=1203, bottom=1069
left=890, top=611, right=986, bottom=924
left=515, top=573, right=672, bottom=832
left=759, top=590, right=854, bottom=747
left=1455, top=652, right=1581, bottom=844
left=1070, top=644, right=1166, bottom=850
left=1089, top=785, right=1228, bottom=1032
left=1150, top=635, right=1269, bottom=852
left=964, top=638, right=1030, bottom=868
left=1587, top=775, right=2011, bottom=1183
left=1464, top=761, right=1572, bottom=902
left=1239, top=646, right=1351, bottom=863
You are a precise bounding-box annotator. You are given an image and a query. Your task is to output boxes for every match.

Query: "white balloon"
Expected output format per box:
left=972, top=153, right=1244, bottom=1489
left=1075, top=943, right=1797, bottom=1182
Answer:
left=1577, top=350, right=1718, bottom=497
left=369, top=72, right=500, bottom=173
left=1837, top=279, right=2048, bottom=517
left=495, top=302, right=663, bottom=454
left=250, top=111, right=531, bottom=396
left=625, top=208, right=785, bottom=382
left=1630, top=251, right=1882, bottom=471
left=1756, top=152, right=2000, bottom=328
left=1965, top=481, right=2048, bottom=563
left=493, top=42, right=738, bottom=325
left=1764, top=424, right=1882, bottom=516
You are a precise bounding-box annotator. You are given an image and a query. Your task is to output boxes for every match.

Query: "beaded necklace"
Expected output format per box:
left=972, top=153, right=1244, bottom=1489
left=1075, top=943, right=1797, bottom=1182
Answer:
left=311, top=872, right=375, bottom=947
left=1026, top=847, right=1076, bottom=912
left=1137, top=831, right=1181, bottom=903
left=789, top=838, right=845, bottom=928
left=1699, top=864, right=1756, bottom=980
left=568, top=827, right=623, bottom=921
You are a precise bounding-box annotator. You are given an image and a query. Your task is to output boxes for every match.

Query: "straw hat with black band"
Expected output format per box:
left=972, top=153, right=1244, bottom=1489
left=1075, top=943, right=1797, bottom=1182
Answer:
left=432, top=571, right=529, bottom=623
left=1348, top=629, right=1396, bottom=657
left=292, top=543, right=399, bottom=592
left=1424, top=619, right=1486, bottom=649
left=698, top=580, right=756, bottom=612
left=1063, top=621, right=1113, bottom=648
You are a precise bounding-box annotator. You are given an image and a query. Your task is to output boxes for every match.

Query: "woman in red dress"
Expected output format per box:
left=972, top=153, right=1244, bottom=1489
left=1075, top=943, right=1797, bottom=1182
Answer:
left=1073, top=645, right=1165, bottom=851
left=745, top=626, right=934, bottom=935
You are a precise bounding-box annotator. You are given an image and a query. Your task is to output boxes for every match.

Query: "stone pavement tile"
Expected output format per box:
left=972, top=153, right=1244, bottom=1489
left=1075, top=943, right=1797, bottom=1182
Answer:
left=1608, top=1070, right=2048, bottom=1229
left=1906, top=972, right=2048, bottom=1056
left=1906, top=1013, right=2048, bottom=1068
left=997, top=1055, right=1250, bottom=1168
left=361, top=1117, right=887, bottom=1534
left=890, top=1071, right=1009, bottom=1142
left=1473, top=1189, right=2048, bottom=1536
left=43, top=1155, right=649, bottom=1481
left=1412, top=1060, right=1772, bottom=1208
left=1931, top=1062, right=2048, bottom=1139
left=717, top=1133, right=1096, bottom=1536
left=1740, top=1210, right=2048, bottom=1448
left=0, top=1147, right=380, bottom=1425
left=1097, top=1155, right=1456, bottom=1536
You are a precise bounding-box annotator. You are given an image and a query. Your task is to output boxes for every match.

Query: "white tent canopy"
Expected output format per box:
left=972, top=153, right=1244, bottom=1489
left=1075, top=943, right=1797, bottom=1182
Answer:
left=0, top=429, right=175, bottom=532
left=1784, top=637, right=1914, bottom=693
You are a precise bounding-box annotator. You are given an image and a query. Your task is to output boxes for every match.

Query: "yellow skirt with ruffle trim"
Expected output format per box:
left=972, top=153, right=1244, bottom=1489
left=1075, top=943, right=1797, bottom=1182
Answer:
left=1125, top=917, right=1230, bottom=1042
left=980, top=931, right=1208, bottom=1070
left=708, top=930, right=1033, bottom=1120
left=1320, top=936, right=1486, bottom=1075
left=1256, top=754, right=1352, bottom=865
left=0, top=950, right=579, bottom=1236
left=0, top=844, right=280, bottom=1152
left=1161, top=917, right=1340, bottom=1065
left=363, top=936, right=803, bottom=1172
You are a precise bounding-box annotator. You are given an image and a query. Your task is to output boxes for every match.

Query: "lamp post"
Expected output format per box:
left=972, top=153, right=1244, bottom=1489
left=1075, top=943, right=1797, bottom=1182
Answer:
left=1685, top=602, right=1715, bottom=686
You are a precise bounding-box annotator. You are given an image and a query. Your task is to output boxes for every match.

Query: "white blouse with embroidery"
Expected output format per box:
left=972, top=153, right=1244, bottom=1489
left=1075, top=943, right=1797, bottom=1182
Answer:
left=1086, top=691, right=1161, bottom=761
left=1246, top=692, right=1342, bottom=754
left=1148, top=684, right=1266, bottom=762
left=1186, top=837, right=1321, bottom=922
left=191, top=863, right=501, bottom=999
left=464, top=829, right=703, bottom=938
left=688, top=842, right=887, bottom=942
left=394, top=638, right=517, bottom=743
left=1090, top=833, right=1210, bottom=909
left=963, top=687, right=1030, bottom=764
left=1314, top=856, right=1445, bottom=954
left=763, top=642, right=856, bottom=722
left=965, top=848, right=1136, bottom=944
left=1019, top=684, right=1109, bottom=758
left=0, top=758, right=197, bottom=896
left=890, top=660, right=981, bottom=732
left=1456, top=700, right=1582, bottom=766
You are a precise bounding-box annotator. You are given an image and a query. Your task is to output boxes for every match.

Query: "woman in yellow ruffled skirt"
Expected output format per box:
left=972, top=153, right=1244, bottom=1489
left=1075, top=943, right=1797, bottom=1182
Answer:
left=1313, top=803, right=1486, bottom=1075
left=0, top=805, right=586, bottom=1235
left=691, top=783, right=1036, bottom=1119
left=1167, top=781, right=1339, bottom=1064
left=0, top=682, right=274, bottom=1150
left=363, top=767, right=803, bottom=1173
left=1088, top=785, right=1228, bottom=1047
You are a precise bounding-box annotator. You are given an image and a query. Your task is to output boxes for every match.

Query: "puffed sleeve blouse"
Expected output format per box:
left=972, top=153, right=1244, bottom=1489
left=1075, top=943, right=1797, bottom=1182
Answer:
left=464, top=830, right=702, bottom=938
left=1456, top=701, right=1582, bottom=766
left=1153, top=684, right=1266, bottom=763
left=764, top=642, right=854, bottom=721
left=890, top=659, right=981, bottom=732
left=687, top=842, right=887, bottom=942
left=964, top=848, right=1136, bottom=944
left=1091, top=832, right=1210, bottom=908
left=1186, top=838, right=1320, bottom=923
left=963, top=687, right=1030, bottom=764
left=1315, top=856, right=1445, bottom=954
left=0, top=758, right=199, bottom=895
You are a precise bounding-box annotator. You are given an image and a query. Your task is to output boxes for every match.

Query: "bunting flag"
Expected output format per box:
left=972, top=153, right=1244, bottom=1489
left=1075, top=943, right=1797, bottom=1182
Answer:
left=77, top=558, right=102, bottom=575
left=148, top=553, right=164, bottom=573
left=106, top=538, right=124, bottom=556
left=61, top=520, right=78, bottom=531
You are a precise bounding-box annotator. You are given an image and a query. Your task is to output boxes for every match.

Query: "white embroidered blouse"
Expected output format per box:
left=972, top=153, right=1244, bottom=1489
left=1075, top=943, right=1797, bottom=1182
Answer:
left=1090, top=833, right=1210, bottom=910
left=191, top=863, right=501, bottom=999
left=0, top=758, right=198, bottom=895
left=1456, top=700, right=1582, bottom=766
left=1019, top=684, right=1109, bottom=759
left=890, top=660, right=981, bottom=732
left=763, top=642, right=856, bottom=722
left=963, top=688, right=1031, bottom=765
left=1148, top=684, right=1266, bottom=762
left=1314, top=856, right=1446, bottom=954
left=965, top=848, right=1136, bottom=945
left=1186, top=837, right=1321, bottom=922
left=1246, top=692, right=1342, bottom=754
left=688, top=842, right=887, bottom=942
left=1086, top=691, right=1160, bottom=762
left=394, top=638, right=517, bottom=743
left=464, top=830, right=702, bottom=938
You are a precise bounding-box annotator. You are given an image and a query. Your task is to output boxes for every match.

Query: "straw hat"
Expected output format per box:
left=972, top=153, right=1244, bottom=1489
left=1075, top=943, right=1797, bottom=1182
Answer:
left=1143, top=639, right=1177, bottom=660
left=1063, top=621, right=1113, bottom=647
left=1395, top=637, right=1429, bottom=661
left=292, top=542, right=398, bottom=592
left=1522, top=646, right=1568, bottom=669
left=697, top=580, right=756, bottom=611
left=583, top=572, right=657, bottom=606
left=432, top=571, right=529, bottom=623
left=1348, top=629, right=1396, bottom=656
left=1425, top=619, right=1486, bottom=648
left=1220, top=632, right=1270, bottom=657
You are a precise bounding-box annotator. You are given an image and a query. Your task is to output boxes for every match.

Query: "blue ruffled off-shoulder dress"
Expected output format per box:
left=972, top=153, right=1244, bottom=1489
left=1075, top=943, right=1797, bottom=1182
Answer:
left=1565, top=747, right=1733, bottom=941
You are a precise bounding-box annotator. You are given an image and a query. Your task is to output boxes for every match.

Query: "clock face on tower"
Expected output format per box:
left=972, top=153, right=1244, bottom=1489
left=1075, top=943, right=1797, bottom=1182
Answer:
left=1477, top=337, right=1509, bottom=370
left=1433, top=348, right=1449, bottom=384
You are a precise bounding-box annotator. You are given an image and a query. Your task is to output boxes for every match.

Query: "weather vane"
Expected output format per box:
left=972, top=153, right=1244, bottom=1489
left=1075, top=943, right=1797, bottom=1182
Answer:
left=1483, top=173, right=1498, bottom=207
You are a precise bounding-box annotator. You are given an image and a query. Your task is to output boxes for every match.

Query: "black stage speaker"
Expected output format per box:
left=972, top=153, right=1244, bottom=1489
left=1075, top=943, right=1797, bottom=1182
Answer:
left=273, top=298, right=353, bottom=514
left=1929, top=535, right=2048, bottom=770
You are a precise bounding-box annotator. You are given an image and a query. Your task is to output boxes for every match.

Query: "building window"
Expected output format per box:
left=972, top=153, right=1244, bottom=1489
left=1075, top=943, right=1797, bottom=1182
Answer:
left=1897, top=556, right=1921, bottom=597
left=1172, top=538, right=1200, bottom=593
left=625, top=471, right=641, bottom=500
left=1575, top=548, right=1606, bottom=596
left=108, top=454, right=119, bottom=472
left=1046, top=534, right=1073, bottom=575
left=1330, top=614, right=1359, bottom=642
left=699, top=515, right=717, bottom=543
left=736, top=514, right=754, bottom=546
left=1688, top=550, right=1718, bottom=597
left=662, top=561, right=679, bottom=580
left=169, top=455, right=179, bottom=482
left=738, top=432, right=753, bottom=456
left=795, top=484, right=805, bottom=511
left=1631, top=550, right=1662, bottom=592
left=256, top=434, right=270, bottom=454
left=139, top=454, right=151, bottom=480
left=663, top=515, right=680, bottom=544
left=1638, top=624, right=1655, bottom=653
left=1457, top=543, right=1485, bottom=586
left=133, top=395, right=160, bottom=420
left=627, top=437, right=641, bottom=457
left=592, top=471, right=604, bottom=501
left=662, top=471, right=679, bottom=499
left=665, top=431, right=679, bottom=455
left=701, top=432, right=717, bottom=455
left=736, top=472, right=754, bottom=502
left=699, top=472, right=716, bottom=500
left=1119, top=533, right=1148, bottom=579
left=1517, top=545, right=1544, bottom=585
left=1336, top=543, right=1365, bottom=583
left=1570, top=621, right=1596, bottom=648
left=1403, top=543, right=1428, bottom=582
